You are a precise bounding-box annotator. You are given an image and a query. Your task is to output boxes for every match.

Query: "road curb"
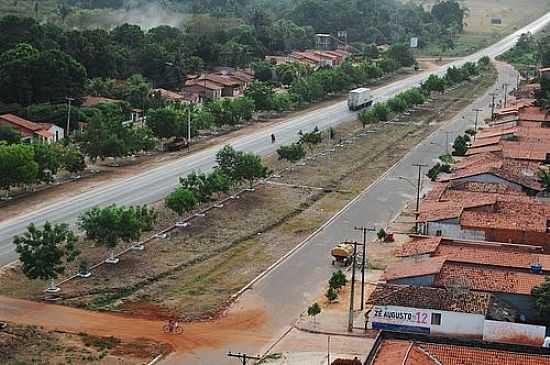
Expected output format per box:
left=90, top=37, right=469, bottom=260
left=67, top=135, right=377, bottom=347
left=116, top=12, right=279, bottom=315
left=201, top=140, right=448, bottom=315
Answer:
left=292, top=322, right=378, bottom=339
left=231, top=156, right=403, bottom=301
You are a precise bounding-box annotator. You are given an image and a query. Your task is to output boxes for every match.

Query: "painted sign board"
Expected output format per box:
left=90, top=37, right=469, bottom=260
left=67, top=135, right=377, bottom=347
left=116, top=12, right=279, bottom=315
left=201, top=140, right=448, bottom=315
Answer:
left=370, top=305, right=431, bottom=334
left=410, top=37, right=419, bottom=48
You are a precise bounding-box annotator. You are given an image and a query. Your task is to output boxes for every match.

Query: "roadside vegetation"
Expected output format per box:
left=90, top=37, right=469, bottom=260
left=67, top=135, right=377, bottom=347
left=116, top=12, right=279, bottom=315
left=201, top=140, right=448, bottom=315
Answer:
left=0, top=61, right=498, bottom=321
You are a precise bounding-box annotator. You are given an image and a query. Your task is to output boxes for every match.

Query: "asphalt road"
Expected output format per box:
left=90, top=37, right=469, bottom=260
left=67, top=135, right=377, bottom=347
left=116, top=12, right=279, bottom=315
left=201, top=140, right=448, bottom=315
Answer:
left=0, top=14, right=549, bottom=269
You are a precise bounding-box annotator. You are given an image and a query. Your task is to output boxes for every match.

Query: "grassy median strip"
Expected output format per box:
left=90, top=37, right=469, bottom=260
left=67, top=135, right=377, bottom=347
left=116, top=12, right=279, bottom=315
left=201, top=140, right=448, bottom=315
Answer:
left=0, top=64, right=497, bottom=321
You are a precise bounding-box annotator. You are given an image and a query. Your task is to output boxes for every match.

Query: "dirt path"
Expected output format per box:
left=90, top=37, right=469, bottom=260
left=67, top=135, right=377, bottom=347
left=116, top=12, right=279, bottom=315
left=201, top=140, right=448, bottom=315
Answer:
left=0, top=295, right=267, bottom=354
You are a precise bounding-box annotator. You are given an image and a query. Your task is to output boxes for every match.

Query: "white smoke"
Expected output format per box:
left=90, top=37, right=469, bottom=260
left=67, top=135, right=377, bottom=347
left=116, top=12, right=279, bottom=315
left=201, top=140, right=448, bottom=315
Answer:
left=104, top=1, right=186, bottom=29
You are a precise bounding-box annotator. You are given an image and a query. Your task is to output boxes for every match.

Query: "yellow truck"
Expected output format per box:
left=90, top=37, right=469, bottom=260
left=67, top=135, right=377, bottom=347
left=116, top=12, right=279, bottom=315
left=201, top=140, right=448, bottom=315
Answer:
left=331, top=242, right=354, bottom=266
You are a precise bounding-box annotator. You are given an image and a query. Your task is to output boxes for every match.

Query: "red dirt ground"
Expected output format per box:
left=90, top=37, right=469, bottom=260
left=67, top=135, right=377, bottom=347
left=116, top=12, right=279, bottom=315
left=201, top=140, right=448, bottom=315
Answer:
left=0, top=295, right=267, bottom=354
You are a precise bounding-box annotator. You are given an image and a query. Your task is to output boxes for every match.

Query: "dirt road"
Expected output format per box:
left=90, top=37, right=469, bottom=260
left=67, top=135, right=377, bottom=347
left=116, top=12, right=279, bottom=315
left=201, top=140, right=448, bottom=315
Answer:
left=0, top=295, right=268, bottom=354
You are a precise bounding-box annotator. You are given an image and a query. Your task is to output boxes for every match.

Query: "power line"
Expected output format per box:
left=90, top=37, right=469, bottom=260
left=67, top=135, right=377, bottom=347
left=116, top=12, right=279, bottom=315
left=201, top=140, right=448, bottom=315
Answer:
left=412, top=162, right=428, bottom=233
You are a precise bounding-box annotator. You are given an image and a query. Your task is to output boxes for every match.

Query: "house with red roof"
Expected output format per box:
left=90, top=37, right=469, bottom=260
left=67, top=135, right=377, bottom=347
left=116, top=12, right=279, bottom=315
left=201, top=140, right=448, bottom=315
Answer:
left=366, top=331, right=550, bottom=364
left=0, top=114, right=64, bottom=143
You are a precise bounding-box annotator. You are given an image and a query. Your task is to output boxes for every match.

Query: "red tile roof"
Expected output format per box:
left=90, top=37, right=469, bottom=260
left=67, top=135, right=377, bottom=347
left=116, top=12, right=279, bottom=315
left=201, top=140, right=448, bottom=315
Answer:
left=372, top=339, right=550, bottom=365
left=434, top=262, right=544, bottom=295
left=519, top=107, right=550, bottom=122
left=0, top=113, right=44, bottom=132
left=460, top=199, right=550, bottom=233
left=153, top=88, right=187, bottom=101
left=465, top=145, right=503, bottom=156
left=384, top=257, right=446, bottom=280
left=394, top=236, right=443, bottom=257
left=367, top=283, right=492, bottom=314
left=433, top=240, right=550, bottom=271
left=471, top=136, right=502, bottom=148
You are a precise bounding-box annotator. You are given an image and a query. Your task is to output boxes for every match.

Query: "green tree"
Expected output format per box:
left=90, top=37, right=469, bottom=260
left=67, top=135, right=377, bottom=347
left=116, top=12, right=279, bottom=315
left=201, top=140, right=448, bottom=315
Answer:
left=452, top=135, right=468, bottom=156
left=233, top=152, right=271, bottom=188
left=244, top=81, right=274, bottom=111
left=78, top=205, right=156, bottom=263
left=532, top=276, right=550, bottom=324
left=307, top=302, right=321, bottom=323
left=252, top=61, right=273, bottom=82
left=387, top=96, right=408, bottom=113
left=0, top=43, right=39, bottom=105
left=216, top=145, right=240, bottom=181
left=299, top=127, right=323, bottom=149
left=277, top=143, right=306, bottom=163
left=329, top=270, right=347, bottom=290
left=271, top=93, right=292, bottom=112
left=33, top=143, right=63, bottom=183
left=146, top=107, right=183, bottom=140
left=326, top=287, right=337, bottom=303
left=422, top=74, right=446, bottom=94
left=0, top=124, right=21, bottom=145
left=14, top=222, right=79, bottom=292
left=372, top=103, right=390, bottom=122
left=165, top=187, right=198, bottom=216
left=0, top=143, right=38, bottom=193
left=359, top=109, right=378, bottom=127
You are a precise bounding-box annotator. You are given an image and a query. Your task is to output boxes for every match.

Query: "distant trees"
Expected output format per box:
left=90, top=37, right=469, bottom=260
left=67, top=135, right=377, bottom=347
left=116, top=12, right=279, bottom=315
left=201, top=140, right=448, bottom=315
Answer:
left=14, top=222, right=79, bottom=292
left=0, top=125, right=21, bottom=145
left=80, top=111, right=157, bottom=161
left=78, top=205, right=157, bottom=263
left=0, top=43, right=86, bottom=106
left=431, top=0, right=466, bottom=33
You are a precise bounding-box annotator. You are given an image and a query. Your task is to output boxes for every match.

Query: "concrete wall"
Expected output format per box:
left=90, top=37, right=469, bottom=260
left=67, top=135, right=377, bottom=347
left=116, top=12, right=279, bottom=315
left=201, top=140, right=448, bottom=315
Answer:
left=389, top=275, right=436, bottom=287
left=483, top=320, right=546, bottom=346
left=421, top=220, right=486, bottom=241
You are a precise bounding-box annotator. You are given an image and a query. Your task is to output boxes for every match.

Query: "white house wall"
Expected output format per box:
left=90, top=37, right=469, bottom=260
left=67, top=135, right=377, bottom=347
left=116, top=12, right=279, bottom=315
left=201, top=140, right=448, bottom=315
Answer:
left=367, top=305, right=485, bottom=338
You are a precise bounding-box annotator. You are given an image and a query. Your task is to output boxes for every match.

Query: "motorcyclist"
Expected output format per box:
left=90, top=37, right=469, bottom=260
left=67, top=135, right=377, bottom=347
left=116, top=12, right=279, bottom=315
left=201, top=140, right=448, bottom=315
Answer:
left=271, top=133, right=276, bottom=143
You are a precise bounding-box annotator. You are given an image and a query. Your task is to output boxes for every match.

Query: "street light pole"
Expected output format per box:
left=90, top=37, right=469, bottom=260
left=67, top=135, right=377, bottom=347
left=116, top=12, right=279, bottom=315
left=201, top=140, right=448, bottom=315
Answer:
left=354, top=226, right=375, bottom=311
left=503, top=83, right=509, bottom=108
left=66, top=97, right=74, bottom=138
left=348, top=241, right=364, bottom=332
left=412, top=162, right=428, bottom=233
left=472, top=108, right=482, bottom=141
left=187, top=107, right=191, bottom=152
left=489, top=93, right=496, bottom=121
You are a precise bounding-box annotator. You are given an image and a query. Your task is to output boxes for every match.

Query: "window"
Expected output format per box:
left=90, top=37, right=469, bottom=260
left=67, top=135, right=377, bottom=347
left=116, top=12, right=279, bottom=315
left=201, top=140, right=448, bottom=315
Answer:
left=431, top=313, right=441, bottom=325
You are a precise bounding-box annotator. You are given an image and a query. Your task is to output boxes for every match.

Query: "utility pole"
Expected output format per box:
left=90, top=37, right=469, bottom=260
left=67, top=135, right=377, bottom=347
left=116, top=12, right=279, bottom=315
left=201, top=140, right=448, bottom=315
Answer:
left=348, top=241, right=364, bottom=332
left=412, top=163, right=428, bottom=233
left=472, top=108, right=482, bottom=141
left=489, top=93, right=497, bottom=121
left=444, top=131, right=452, bottom=155
left=227, top=352, right=261, bottom=365
left=354, top=226, right=375, bottom=311
left=65, top=97, right=74, bottom=138
left=327, top=335, right=331, bottom=365
left=187, top=106, right=191, bottom=152
left=503, top=83, right=509, bottom=107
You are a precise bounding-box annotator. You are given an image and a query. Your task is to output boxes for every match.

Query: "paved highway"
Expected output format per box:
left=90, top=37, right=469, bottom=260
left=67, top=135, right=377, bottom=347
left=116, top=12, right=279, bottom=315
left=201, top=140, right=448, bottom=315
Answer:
left=1, top=13, right=550, bottom=268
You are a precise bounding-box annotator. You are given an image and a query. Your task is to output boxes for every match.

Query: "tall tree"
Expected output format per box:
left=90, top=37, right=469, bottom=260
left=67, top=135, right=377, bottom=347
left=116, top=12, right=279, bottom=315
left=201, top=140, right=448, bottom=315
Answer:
left=78, top=205, right=156, bottom=263
left=14, top=222, right=79, bottom=292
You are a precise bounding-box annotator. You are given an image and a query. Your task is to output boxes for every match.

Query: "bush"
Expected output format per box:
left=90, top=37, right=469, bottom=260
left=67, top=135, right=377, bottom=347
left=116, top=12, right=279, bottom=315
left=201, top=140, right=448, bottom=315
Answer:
left=372, top=103, right=390, bottom=121
left=478, top=56, right=490, bottom=67
left=387, top=96, right=408, bottom=113
left=377, top=228, right=387, bottom=240
left=427, top=163, right=442, bottom=181
left=359, top=109, right=378, bottom=127
left=326, top=287, right=338, bottom=302
left=277, top=143, right=306, bottom=163
left=329, top=270, right=348, bottom=290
